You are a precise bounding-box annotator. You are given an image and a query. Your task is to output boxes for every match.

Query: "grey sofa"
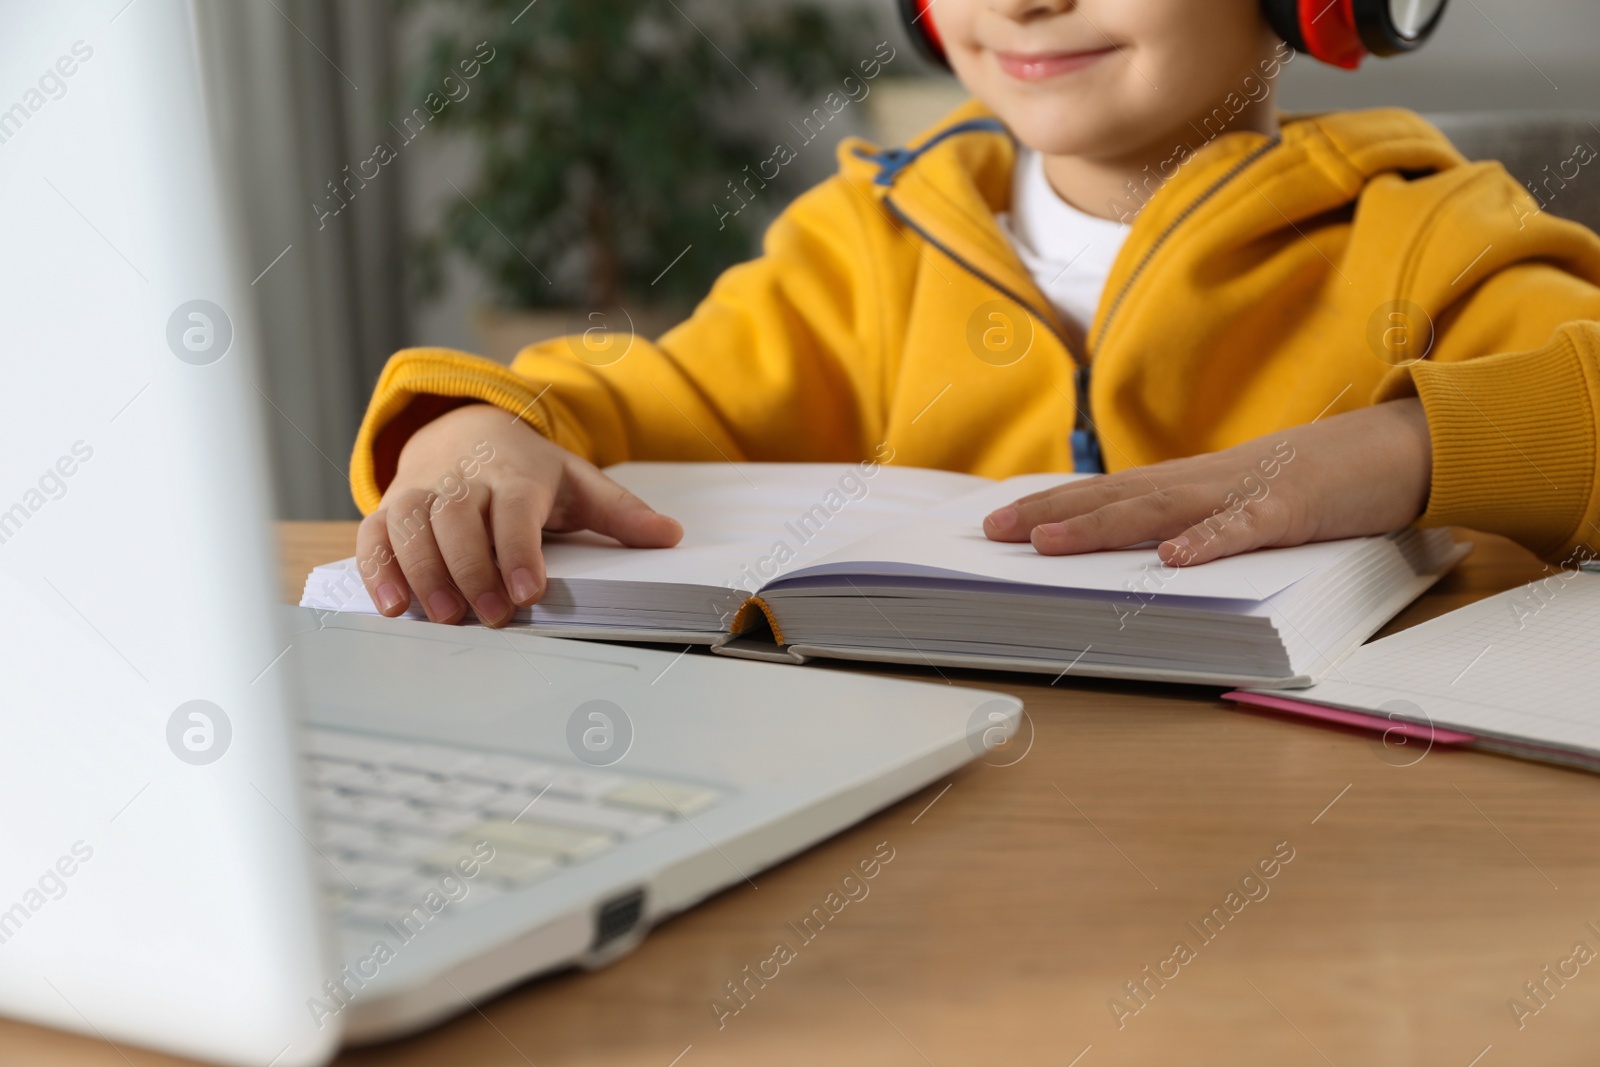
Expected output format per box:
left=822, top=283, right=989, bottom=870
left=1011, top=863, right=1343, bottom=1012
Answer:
left=1428, top=111, right=1600, bottom=234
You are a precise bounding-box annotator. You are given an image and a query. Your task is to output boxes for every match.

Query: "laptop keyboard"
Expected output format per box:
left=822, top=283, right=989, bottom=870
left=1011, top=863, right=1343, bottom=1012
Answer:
left=304, top=727, right=719, bottom=931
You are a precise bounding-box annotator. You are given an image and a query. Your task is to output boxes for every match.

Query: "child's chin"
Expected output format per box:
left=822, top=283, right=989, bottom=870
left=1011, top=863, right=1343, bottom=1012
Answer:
left=1000, top=108, right=1128, bottom=160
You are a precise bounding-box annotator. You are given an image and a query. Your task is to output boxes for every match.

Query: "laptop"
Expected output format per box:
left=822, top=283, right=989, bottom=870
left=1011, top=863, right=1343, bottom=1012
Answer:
left=0, top=3, right=1022, bottom=1064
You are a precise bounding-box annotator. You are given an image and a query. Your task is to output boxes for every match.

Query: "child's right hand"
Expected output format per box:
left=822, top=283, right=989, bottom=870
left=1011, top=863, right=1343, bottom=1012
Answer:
left=355, top=402, right=683, bottom=627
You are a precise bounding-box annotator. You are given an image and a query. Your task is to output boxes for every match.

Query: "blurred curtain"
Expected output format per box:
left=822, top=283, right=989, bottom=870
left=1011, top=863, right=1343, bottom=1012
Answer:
left=194, top=0, right=404, bottom=519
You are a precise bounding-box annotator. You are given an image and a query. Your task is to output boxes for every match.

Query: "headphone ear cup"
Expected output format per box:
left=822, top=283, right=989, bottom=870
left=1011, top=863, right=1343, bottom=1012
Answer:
left=1350, top=0, right=1448, bottom=55
left=896, top=0, right=950, bottom=69
left=1263, top=0, right=1367, bottom=68
left=1259, top=0, right=1311, bottom=54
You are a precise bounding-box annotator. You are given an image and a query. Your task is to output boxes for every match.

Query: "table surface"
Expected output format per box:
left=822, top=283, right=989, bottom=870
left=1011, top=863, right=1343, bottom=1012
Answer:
left=9, top=524, right=1597, bottom=1067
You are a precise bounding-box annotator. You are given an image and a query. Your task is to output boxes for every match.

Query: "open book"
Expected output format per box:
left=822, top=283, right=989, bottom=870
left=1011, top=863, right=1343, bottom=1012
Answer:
left=301, top=462, right=1468, bottom=688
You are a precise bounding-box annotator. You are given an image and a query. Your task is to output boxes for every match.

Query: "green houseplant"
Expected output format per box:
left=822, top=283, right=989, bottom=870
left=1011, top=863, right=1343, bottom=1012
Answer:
left=405, top=0, right=876, bottom=352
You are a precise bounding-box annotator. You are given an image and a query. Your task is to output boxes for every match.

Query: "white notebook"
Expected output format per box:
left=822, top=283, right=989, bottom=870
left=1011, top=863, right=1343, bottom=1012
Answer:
left=301, top=462, right=1468, bottom=688
left=1235, top=571, right=1600, bottom=768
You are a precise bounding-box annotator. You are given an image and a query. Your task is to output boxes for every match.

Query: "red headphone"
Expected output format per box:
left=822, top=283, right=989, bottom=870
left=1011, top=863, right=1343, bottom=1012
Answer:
left=898, top=0, right=1447, bottom=71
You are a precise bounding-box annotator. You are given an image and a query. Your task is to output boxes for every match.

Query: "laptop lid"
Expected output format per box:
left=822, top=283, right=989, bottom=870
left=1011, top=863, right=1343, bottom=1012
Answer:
left=0, top=1, right=336, bottom=1063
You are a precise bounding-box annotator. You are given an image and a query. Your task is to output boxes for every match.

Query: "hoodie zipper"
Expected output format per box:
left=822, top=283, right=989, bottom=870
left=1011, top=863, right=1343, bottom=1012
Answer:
left=879, top=130, right=1283, bottom=472
left=1088, top=134, right=1283, bottom=353
left=883, top=198, right=1093, bottom=405
left=882, top=195, right=1104, bottom=472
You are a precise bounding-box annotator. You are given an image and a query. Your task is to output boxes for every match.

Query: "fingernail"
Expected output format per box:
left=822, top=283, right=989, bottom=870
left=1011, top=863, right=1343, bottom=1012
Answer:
left=1030, top=521, right=1068, bottom=556
left=987, top=505, right=1017, bottom=530
left=510, top=568, right=539, bottom=602
left=474, top=591, right=509, bottom=623
left=427, top=590, right=459, bottom=621
left=375, top=582, right=405, bottom=614
left=1161, top=536, right=1192, bottom=564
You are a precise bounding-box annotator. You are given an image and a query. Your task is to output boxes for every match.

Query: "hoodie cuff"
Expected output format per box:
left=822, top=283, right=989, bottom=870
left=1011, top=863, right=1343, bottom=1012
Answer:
left=349, top=348, right=558, bottom=515
left=1411, top=325, right=1599, bottom=557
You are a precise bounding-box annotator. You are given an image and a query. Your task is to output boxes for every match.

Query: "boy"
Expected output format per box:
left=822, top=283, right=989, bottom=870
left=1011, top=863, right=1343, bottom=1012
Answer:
left=349, top=0, right=1600, bottom=628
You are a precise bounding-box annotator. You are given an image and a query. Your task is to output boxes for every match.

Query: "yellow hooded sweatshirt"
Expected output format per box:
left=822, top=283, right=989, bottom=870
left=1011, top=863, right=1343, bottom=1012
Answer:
left=352, top=103, right=1600, bottom=562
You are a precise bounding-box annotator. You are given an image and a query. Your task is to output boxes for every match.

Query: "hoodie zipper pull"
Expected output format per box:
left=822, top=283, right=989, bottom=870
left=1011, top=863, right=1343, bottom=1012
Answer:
left=1070, top=365, right=1104, bottom=474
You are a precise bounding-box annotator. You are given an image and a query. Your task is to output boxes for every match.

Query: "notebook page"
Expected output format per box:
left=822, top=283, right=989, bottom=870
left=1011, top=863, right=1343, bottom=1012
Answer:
left=769, top=472, right=1376, bottom=601
left=1248, top=573, right=1600, bottom=753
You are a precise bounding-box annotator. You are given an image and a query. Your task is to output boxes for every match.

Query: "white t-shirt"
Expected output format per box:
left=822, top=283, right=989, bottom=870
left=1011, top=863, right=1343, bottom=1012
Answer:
left=996, top=147, right=1131, bottom=352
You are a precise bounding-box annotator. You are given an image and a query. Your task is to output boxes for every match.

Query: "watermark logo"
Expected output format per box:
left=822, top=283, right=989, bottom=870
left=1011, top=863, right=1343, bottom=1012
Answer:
left=0, top=840, right=94, bottom=947
left=313, top=42, right=496, bottom=232
left=1109, top=840, right=1296, bottom=1029
left=1508, top=920, right=1600, bottom=1031
left=712, top=447, right=895, bottom=607
left=1368, top=698, right=1435, bottom=768
left=0, top=439, right=93, bottom=548
left=0, top=40, right=94, bottom=149
left=565, top=306, right=635, bottom=367
left=307, top=840, right=496, bottom=1028
left=166, top=300, right=233, bottom=365
left=1104, top=39, right=1294, bottom=223
left=166, top=700, right=231, bottom=765
left=1365, top=299, right=1433, bottom=368
left=966, top=698, right=1032, bottom=767
left=966, top=299, right=1034, bottom=367
left=1112, top=440, right=1295, bottom=630
left=566, top=698, right=632, bottom=767
left=713, top=41, right=897, bottom=231
left=710, top=840, right=897, bottom=1030
left=1512, top=138, right=1597, bottom=230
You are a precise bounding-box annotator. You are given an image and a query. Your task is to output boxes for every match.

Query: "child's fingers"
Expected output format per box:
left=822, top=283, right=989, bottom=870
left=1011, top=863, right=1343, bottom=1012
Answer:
left=1029, top=484, right=1239, bottom=556
left=355, top=508, right=412, bottom=616
left=430, top=492, right=515, bottom=627
left=1158, top=495, right=1294, bottom=567
left=384, top=489, right=468, bottom=624
left=986, top=477, right=1158, bottom=541
left=563, top=462, right=684, bottom=548
left=1005, top=464, right=1167, bottom=508
left=488, top=481, right=551, bottom=606
left=1006, top=480, right=1100, bottom=508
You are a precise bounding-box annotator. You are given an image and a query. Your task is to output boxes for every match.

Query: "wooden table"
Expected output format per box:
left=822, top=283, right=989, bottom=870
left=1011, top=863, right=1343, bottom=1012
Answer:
left=9, top=525, right=1598, bottom=1066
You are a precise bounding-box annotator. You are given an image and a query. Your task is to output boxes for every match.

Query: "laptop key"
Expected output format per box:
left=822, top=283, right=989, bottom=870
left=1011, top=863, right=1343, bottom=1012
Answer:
left=479, top=793, right=543, bottom=823
left=324, top=792, right=416, bottom=827
left=384, top=771, right=463, bottom=805
left=500, top=796, right=668, bottom=838
left=328, top=858, right=415, bottom=896
left=342, top=898, right=402, bottom=928
left=421, top=839, right=554, bottom=886
left=307, top=736, right=722, bottom=912
left=541, top=768, right=627, bottom=801
left=481, top=850, right=560, bottom=887
left=419, top=841, right=495, bottom=873
left=396, top=804, right=484, bottom=838
left=605, top=780, right=719, bottom=817
left=453, top=879, right=513, bottom=912
left=321, top=822, right=437, bottom=862
left=423, top=780, right=513, bottom=812
left=305, top=730, right=411, bottom=766
left=312, top=759, right=398, bottom=793
left=466, top=820, right=616, bottom=862
left=390, top=742, right=483, bottom=777
left=460, top=754, right=556, bottom=789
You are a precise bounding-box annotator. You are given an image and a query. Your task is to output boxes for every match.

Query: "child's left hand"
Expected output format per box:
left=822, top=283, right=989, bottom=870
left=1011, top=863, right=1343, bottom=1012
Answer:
left=982, top=398, right=1433, bottom=566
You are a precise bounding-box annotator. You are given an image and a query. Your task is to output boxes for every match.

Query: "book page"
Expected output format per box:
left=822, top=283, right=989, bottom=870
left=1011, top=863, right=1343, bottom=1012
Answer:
left=303, top=462, right=994, bottom=623
left=544, top=461, right=992, bottom=588
left=768, top=472, right=1378, bottom=601
left=309, top=462, right=988, bottom=595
